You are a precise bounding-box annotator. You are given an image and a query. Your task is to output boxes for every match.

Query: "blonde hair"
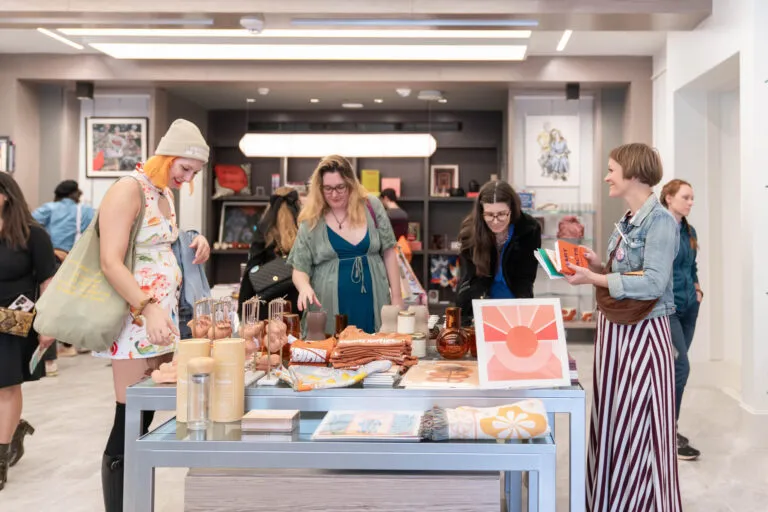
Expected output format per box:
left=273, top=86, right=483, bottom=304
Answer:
left=264, top=186, right=299, bottom=255
left=298, top=155, right=368, bottom=230
left=609, top=143, right=663, bottom=187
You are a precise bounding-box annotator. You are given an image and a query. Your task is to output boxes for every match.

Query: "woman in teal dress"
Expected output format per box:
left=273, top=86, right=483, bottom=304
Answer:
left=287, top=155, right=403, bottom=335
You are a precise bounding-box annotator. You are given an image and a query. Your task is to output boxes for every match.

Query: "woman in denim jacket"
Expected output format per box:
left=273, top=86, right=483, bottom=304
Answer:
left=661, top=179, right=702, bottom=461
left=565, top=143, right=681, bottom=512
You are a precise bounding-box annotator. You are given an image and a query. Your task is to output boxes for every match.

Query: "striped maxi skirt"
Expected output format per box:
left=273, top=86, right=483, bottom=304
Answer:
left=586, top=312, right=682, bottom=512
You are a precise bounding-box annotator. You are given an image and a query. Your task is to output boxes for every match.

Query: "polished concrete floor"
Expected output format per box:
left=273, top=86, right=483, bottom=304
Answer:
left=0, top=342, right=767, bottom=511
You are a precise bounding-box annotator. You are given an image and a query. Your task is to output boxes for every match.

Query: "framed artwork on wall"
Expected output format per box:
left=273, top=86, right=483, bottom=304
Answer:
left=472, top=298, right=571, bottom=389
left=86, top=117, right=149, bottom=178
left=430, top=164, right=459, bottom=197
left=218, top=201, right=268, bottom=246
left=0, top=137, right=13, bottom=173
left=525, top=115, right=580, bottom=187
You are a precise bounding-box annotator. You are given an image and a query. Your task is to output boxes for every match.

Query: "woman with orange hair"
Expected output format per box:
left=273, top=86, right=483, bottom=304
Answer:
left=95, top=119, right=210, bottom=511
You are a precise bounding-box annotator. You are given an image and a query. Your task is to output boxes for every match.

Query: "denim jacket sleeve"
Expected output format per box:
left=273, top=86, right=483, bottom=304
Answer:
left=607, top=211, right=678, bottom=300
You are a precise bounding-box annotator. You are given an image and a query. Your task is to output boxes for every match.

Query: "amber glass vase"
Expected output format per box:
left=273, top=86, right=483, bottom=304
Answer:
left=436, top=307, right=469, bottom=360
left=462, top=326, right=477, bottom=358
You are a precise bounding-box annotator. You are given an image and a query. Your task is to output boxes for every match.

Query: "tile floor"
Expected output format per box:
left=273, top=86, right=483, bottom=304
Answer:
left=0, top=342, right=766, bottom=511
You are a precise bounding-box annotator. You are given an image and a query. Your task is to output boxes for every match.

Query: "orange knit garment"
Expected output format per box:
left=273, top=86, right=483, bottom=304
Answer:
left=142, top=155, right=195, bottom=195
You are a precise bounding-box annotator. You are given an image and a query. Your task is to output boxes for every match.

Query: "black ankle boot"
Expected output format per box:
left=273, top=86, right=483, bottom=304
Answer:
left=101, top=453, right=124, bottom=512
left=9, top=419, right=35, bottom=467
left=0, top=443, right=10, bottom=491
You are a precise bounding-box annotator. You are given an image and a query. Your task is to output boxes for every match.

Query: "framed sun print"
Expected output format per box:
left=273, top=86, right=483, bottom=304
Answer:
left=86, top=117, right=148, bottom=178
left=430, top=165, right=458, bottom=197
left=472, top=298, right=570, bottom=389
left=218, top=201, right=268, bottom=245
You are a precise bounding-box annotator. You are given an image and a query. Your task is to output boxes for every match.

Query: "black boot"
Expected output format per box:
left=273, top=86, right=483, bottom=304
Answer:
left=101, top=453, right=124, bottom=512
left=9, top=419, right=35, bottom=467
left=0, top=443, right=10, bottom=491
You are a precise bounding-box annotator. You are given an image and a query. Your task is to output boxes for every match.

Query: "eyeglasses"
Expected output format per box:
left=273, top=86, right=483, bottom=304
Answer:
left=322, top=184, right=348, bottom=195
left=482, top=211, right=511, bottom=222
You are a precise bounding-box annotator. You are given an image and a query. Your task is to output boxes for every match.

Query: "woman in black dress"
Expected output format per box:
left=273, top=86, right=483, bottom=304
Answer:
left=0, top=173, right=57, bottom=490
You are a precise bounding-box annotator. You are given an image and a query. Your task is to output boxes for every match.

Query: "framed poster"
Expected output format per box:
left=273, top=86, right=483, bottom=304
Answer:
left=430, top=165, right=458, bottom=197
left=86, top=117, right=148, bottom=178
left=218, top=201, right=268, bottom=245
left=472, top=298, right=570, bottom=389
left=525, top=116, right=580, bottom=187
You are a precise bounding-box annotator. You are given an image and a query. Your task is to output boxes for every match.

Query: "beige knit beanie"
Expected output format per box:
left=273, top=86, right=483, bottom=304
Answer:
left=155, top=119, right=210, bottom=163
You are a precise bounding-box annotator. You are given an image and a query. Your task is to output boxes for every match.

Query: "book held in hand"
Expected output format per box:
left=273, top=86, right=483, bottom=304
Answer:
left=554, top=240, right=589, bottom=275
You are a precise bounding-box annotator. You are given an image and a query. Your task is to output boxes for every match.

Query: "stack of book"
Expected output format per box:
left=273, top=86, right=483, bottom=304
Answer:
left=363, top=365, right=402, bottom=388
left=241, top=410, right=300, bottom=441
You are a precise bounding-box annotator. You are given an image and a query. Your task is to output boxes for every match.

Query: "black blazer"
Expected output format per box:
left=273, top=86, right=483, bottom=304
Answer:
left=237, top=238, right=300, bottom=320
left=456, top=213, right=542, bottom=325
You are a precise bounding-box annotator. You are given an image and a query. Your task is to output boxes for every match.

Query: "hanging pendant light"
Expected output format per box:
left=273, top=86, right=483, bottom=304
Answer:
left=238, top=133, right=437, bottom=158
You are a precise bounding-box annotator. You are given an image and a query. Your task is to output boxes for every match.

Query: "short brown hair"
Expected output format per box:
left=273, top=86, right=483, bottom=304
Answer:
left=609, top=143, right=663, bottom=187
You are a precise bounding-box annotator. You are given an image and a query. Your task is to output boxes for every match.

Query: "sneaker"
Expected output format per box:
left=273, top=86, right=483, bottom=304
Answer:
left=677, top=433, right=690, bottom=447
left=57, top=344, right=78, bottom=358
left=678, top=442, right=700, bottom=460
left=45, top=360, right=58, bottom=376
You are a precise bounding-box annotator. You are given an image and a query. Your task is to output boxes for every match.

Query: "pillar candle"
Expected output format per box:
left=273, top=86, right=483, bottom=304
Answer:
left=210, top=338, right=246, bottom=423
left=176, top=338, right=211, bottom=422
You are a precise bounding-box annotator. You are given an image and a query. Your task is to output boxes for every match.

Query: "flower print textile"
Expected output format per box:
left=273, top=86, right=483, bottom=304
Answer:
left=94, top=167, right=181, bottom=360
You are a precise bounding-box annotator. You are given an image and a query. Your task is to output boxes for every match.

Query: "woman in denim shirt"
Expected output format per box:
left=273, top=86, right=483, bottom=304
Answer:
left=565, top=144, right=681, bottom=512
left=661, top=179, right=702, bottom=461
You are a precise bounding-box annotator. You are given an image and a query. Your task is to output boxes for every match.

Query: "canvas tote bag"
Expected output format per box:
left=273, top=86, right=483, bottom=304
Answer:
left=34, top=177, right=146, bottom=352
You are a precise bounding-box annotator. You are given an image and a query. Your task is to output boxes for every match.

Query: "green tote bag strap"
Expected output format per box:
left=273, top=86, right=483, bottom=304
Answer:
left=33, top=176, right=147, bottom=352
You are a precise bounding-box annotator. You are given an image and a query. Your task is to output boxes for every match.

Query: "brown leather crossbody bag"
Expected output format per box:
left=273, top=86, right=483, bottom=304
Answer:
left=594, top=247, right=658, bottom=325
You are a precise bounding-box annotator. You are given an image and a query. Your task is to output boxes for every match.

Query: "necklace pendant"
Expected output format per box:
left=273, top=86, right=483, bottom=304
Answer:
left=338, top=222, right=343, bottom=229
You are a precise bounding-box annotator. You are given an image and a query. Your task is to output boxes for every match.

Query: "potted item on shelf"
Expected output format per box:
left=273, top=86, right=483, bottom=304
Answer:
left=557, top=216, right=585, bottom=239
left=562, top=308, right=577, bottom=322
left=436, top=307, right=469, bottom=359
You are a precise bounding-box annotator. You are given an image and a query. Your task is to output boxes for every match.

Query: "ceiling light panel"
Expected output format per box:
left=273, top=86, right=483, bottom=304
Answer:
left=89, top=43, right=528, bottom=61
left=239, top=133, right=437, bottom=158
left=556, top=29, right=573, bottom=52
left=59, top=28, right=532, bottom=39
left=291, top=19, right=539, bottom=28
left=37, top=28, right=83, bottom=50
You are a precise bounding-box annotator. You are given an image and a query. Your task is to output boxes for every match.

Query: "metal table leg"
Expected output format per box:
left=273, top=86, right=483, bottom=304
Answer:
left=539, top=457, right=557, bottom=512
left=569, top=403, right=587, bottom=512
left=134, top=458, right=156, bottom=512
left=123, top=402, right=144, bottom=512
left=506, top=471, right=523, bottom=512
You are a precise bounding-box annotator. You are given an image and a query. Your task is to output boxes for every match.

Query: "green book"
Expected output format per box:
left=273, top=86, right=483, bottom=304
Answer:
left=534, top=248, right=564, bottom=279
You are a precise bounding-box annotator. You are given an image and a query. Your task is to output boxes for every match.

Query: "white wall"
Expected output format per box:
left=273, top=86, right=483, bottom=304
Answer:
left=657, top=0, right=768, bottom=412
left=78, top=94, right=152, bottom=208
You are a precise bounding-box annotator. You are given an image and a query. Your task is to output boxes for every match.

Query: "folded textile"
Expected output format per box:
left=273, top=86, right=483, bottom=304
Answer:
left=331, top=327, right=416, bottom=368
left=276, top=360, right=393, bottom=392
left=420, top=399, right=550, bottom=441
left=290, top=337, right=336, bottom=366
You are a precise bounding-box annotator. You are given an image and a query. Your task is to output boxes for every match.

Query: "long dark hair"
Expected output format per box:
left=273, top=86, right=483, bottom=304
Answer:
left=259, top=187, right=300, bottom=256
left=0, top=172, right=35, bottom=250
left=458, top=180, right=522, bottom=277
left=660, top=179, right=698, bottom=250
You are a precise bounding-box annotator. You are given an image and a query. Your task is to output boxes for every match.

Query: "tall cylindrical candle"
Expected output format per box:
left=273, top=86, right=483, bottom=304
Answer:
left=175, top=338, right=211, bottom=423
left=210, top=338, right=246, bottom=423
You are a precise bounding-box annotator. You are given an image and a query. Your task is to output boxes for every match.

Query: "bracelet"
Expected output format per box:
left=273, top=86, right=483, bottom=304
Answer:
left=130, top=297, right=158, bottom=320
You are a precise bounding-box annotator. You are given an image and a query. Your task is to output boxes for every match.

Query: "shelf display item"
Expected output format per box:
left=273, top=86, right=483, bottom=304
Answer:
left=241, top=410, right=300, bottom=433
left=175, top=338, right=212, bottom=423
left=411, top=333, right=427, bottom=358
left=191, top=298, right=214, bottom=339
left=289, top=337, right=336, bottom=366
left=332, top=327, right=417, bottom=369
left=241, top=297, right=262, bottom=357
left=334, top=314, right=348, bottom=337
left=282, top=313, right=301, bottom=366
left=581, top=311, right=594, bottom=322
left=312, top=409, right=423, bottom=441
left=463, top=326, right=477, bottom=358
left=471, top=298, right=570, bottom=389
left=396, top=310, right=415, bottom=335
left=400, top=360, right=479, bottom=389
left=360, top=169, right=381, bottom=196
left=278, top=359, right=392, bottom=392
left=420, top=399, right=550, bottom=441
left=212, top=163, right=252, bottom=199
left=556, top=215, right=585, bottom=239
left=259, top=299, right=286, bottom=385
left=436, top=307, right=469, bottom=360
left=380, top=177, right=401, bottom=196
left=150, top=360, right=177, bottom=384
left=562, top=308, right=577, bottom=322
left=380, top=305, right=399, bottom=333
left=306, top=310, right=328, bottom=341
left=210, top=338, right=246, bottom=422
left=430, top=165, right=459, bottom=197
left=212, top=299, right=233, bottom=339
left=186, top=356, right=214, bottom=431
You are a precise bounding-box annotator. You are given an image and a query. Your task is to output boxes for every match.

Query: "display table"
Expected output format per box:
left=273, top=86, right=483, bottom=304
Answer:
left=133, top=418, right=556, bottom=512
left=124, top=381, right=586, bottom=512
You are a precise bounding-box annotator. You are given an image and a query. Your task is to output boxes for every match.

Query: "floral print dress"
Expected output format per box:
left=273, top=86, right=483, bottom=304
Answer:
left=95, top=169, right=181, bottom=360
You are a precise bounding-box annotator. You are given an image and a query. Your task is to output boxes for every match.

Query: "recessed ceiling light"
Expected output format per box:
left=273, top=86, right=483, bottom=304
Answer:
left=291, top=19, right=539, bottom=28
left=89, top=43, right=528, bottom=61
left=342, top=102, right=364, bottom=109
left=438, top=98, right=448, bottom=104
left=37, top=28, right=84, bottom=50
left=374, top=98, right=383, bottom=104
left=257, top=87, right=270, bottom=95
left=246, top=98, right=256, bottom=103
left=310, top=98, right=320, bottom=103
left=556, top=29, right=573, bottom=52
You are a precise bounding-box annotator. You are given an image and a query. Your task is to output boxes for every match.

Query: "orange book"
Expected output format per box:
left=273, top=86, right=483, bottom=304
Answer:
left=554, top=240, right=589, bottom=276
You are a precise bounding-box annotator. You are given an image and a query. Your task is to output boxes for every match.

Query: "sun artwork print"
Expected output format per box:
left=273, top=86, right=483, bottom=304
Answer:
left=472, top=299, right=570, bottom=389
